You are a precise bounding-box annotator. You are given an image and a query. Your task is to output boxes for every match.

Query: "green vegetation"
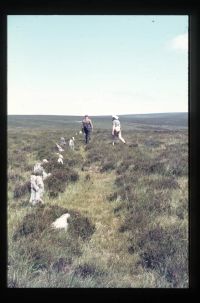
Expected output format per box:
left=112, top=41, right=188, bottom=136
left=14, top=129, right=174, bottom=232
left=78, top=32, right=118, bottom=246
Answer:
left=7, top=114, right=188, bottom=288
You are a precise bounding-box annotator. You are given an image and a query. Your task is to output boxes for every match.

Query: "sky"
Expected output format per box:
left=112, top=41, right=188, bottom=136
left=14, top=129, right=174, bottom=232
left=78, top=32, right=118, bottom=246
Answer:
left=7, top=15, right=188, bottom=116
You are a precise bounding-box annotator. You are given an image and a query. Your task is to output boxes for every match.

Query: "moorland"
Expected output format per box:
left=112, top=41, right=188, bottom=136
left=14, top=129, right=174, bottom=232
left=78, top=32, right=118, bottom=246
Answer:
left=7, top=113, right=188, bottom=288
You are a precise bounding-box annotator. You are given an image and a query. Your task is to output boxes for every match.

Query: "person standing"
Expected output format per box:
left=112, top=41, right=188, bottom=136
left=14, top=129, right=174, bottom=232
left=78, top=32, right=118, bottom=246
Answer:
left=82, top=115, right=93, bottom=144
left=112, top=115, right=126, bottom=145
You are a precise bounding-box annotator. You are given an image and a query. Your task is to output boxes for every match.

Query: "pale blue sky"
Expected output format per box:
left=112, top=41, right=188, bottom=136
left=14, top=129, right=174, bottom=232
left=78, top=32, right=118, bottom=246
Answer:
left=8, top=15, right=188, bottom=115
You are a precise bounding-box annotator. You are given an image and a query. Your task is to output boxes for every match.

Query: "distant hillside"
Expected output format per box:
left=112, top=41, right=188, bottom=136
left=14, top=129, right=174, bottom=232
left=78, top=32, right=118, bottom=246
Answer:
left=7, top=115, right=82, bottom=130
left=7, top=112, right=188, bottom=130
left=120, top=112, right=188, bottom=126
left=93, top=113, right=188, bottom=129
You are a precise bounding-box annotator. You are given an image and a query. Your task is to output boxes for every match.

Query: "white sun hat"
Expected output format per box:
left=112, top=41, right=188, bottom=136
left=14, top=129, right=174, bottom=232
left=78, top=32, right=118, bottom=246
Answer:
left=112, top=115, right=119, bottom=120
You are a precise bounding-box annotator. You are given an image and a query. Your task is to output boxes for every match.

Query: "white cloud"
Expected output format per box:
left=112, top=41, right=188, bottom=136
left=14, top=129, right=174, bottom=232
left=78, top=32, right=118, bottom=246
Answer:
left=169, top=32, right=188, bottom=52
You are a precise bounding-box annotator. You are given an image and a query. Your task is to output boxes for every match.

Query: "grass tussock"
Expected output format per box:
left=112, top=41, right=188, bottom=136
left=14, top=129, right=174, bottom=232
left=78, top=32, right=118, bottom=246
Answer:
left=137, top=223, right=188, bottom=287
left=10, top=205, right=96, bottom=286
left=13, top=205, right=95, bottom=242
left=74, top=263, right=106, bottom=279
left=13, top=181, right=31, bottom=199
left=45, top=167, right=79, bottom=197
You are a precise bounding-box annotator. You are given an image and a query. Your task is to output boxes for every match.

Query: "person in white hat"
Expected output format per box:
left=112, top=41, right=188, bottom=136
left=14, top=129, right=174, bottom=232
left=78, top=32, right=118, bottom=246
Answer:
left=112, top=115, right=126, bottom=145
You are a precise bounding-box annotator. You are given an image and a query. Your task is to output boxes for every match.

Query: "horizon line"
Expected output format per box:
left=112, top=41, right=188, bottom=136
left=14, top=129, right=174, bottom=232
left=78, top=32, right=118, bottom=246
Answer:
left=7, top=112, right=187, bottom=117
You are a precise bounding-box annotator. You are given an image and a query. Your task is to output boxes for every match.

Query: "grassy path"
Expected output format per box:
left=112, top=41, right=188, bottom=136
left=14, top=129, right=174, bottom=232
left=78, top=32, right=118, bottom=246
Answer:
left=47, top=146, right=140, bottom=286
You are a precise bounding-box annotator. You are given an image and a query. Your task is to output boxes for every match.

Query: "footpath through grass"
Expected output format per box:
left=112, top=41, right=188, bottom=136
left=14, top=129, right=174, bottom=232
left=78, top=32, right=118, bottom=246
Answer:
left=48, top=147, right=140, bottom=287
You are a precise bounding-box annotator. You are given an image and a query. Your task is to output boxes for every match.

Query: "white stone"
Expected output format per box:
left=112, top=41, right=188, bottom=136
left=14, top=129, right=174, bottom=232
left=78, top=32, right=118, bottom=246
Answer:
left=60, top=137, right=66, bottom=145
left=51, top=213, right=70, bottom=231
left=58, top=157, right=63, bottom=164
left=42, top=159, right=48, bottom=163
left=56, top=143, right=64, bottom=152
left=69, top=138, right=75, bottom=150
left=33, top=162, right=44, bottom=174
left=43, top=171, right=51, bottom=180
left=30, top=174, right=44, bottom=205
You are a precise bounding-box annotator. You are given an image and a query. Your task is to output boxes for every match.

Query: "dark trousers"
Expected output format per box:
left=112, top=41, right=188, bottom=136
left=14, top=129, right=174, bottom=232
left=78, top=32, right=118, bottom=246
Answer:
left=84, top=128, right=91, bottom=144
